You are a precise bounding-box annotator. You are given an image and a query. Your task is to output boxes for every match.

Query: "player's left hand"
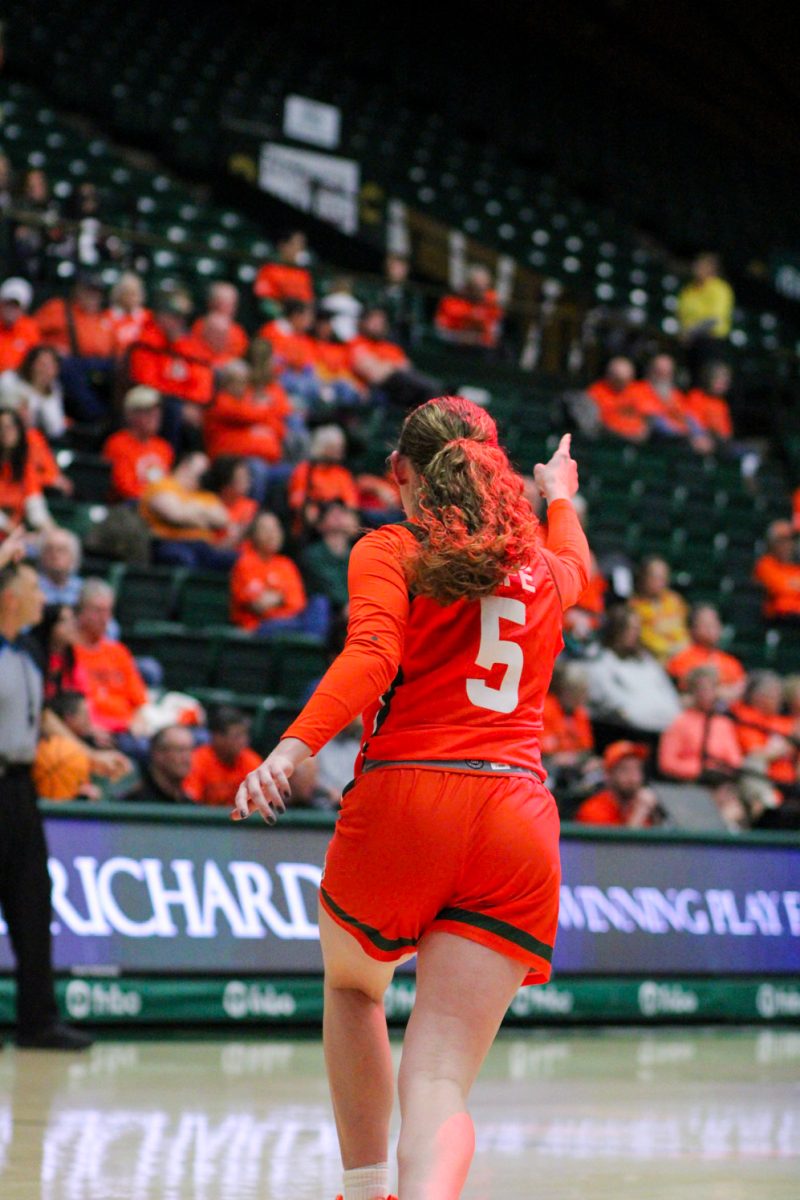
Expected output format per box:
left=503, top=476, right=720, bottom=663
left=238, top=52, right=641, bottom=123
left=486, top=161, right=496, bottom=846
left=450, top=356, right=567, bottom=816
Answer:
left=232, top=737, right=311, bottom=824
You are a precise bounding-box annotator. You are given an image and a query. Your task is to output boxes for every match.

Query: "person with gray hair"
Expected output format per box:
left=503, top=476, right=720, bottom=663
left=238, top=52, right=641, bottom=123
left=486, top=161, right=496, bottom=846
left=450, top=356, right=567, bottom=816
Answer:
left=73, top=578, right=149, bottom=749
left=38, top=526, right=82, bottom=606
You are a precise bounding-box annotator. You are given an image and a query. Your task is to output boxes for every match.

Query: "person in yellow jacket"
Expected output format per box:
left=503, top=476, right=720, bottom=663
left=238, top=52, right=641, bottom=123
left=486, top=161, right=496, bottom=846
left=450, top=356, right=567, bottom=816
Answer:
left=677, top=253, right=735, bottom=382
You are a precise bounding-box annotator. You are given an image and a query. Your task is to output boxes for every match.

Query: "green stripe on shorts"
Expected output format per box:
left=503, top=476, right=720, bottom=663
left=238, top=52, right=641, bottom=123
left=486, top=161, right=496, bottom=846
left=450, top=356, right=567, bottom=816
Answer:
left=321, top=886, right=418, bottom=953
left=435, top=906, right=553, bottom=963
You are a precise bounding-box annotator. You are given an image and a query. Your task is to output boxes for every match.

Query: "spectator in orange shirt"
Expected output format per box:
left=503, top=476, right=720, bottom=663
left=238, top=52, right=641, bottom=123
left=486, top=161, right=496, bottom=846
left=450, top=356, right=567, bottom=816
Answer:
left=667, top=603, right=746, bottom=703
left=434, top=265, right=503, bottom=349
left=258, top=300, right=317, bottom=371
left=541, top=662, right=603, bottom=807
left=0, top=277, right=41, bottom=372
left=682, top=361, right=734, bottom=446
left=204, top=358, right=289, bottom=502
left=126, top=283, right=215, bottom=451
left=310, top=307, right=365, bottom=407
left=0, top=344, right=67, bottom=440
left=36, top=273, right=116, bottom=422
left=202, top=456, right=257, bottom=550
left=73, top=578, right=148, bottom=742
left=574, top=741, right=663, bottom=826
left=754, top=520, right=800, bottom=622
left=287, top=424, right=360, bottom=536
left=191, top=282, right=249, bottom=364
left=627, top=355, right=711, bottom=449
left=347, top=307, right=438, bottom=410
left=107, top=272, right=151, bottom=352
left=659, top=667, right=743, bottom=782
left=182, top=705, right=262, bottom=807
left=0, top=407, right=52, bottom=537
left=102, top=385, right=174, bottom=502
left=140, top=450, right=236, bottom=571
left=254, top=230, right=315, bottom=311
left=230, top=511, right=313, bottom=635
left=586, top=357, right=651, bottom=442
left=729, top=671, right=799, bottom=789
left=630, top=555, right=690, bottom=664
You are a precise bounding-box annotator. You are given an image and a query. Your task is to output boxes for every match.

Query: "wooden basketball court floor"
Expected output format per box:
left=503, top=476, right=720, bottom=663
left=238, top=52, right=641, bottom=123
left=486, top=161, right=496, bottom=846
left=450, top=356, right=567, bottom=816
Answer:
left=1, top=1027, right=798, bottom=1199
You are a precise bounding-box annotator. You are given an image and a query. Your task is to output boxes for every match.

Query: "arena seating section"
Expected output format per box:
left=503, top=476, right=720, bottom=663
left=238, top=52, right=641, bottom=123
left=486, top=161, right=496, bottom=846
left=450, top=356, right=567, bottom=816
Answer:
left=1, top=16, right=799, bottom=771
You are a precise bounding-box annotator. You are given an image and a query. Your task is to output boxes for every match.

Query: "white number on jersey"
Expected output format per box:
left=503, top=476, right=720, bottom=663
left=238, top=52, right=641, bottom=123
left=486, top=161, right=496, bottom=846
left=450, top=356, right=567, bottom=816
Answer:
left=466, top=595, right=526, bottom=714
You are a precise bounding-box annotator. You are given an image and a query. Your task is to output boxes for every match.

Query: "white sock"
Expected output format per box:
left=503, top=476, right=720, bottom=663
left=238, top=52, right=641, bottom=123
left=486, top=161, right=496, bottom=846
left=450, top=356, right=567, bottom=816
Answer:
left=343, top=1161, right=389, bottom=1200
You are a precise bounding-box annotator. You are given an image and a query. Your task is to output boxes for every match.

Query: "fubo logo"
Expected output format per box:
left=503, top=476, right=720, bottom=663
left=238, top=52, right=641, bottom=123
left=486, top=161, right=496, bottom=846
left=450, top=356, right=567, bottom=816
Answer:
left=65, top=979, right=142, bottom=1019
left=222, top=981, right=297, bottom=1020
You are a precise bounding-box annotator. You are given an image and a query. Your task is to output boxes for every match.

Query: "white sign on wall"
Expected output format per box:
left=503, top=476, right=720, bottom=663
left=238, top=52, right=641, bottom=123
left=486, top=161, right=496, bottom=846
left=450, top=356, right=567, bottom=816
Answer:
left=283, top=95, right=341, bottom=150
left=259, top=142, right=360, bottom=235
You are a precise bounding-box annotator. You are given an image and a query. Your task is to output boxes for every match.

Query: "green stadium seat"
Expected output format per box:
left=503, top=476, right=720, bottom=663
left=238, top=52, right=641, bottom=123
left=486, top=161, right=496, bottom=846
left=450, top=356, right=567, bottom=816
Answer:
left=126, top=622, right=217, bottom=691
left=114, top=566, right=186, bottom=629
left=177, top=573, right=231, bottom=628
left=212, top=632, right=275, bottom=696
left=268, top=634, right=328, bottom=702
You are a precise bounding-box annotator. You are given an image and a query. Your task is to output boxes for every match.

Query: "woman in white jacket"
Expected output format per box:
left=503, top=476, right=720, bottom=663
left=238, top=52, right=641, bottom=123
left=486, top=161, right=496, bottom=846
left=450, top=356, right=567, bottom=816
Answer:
left=586, top=604, right=682, bottom=733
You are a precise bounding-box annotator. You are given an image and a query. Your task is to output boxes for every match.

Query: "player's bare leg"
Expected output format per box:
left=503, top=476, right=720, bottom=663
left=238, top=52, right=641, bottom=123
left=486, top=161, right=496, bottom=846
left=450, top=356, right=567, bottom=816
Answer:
left=397, top=931, right=526, bottom=1200
left=319, top=903, right=409, bottom=1177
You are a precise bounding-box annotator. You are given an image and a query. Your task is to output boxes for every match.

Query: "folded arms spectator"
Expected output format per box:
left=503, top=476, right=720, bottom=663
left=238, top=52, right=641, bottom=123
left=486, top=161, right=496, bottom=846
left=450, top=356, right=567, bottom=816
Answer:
left=139, top=450, right=235, bottom=570
left=230, top=511, right=307, bottom=633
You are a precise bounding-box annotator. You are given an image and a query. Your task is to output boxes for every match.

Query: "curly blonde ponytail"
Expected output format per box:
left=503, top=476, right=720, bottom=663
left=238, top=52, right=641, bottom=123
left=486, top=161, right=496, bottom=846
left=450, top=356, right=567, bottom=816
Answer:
left=397, top=396, right=539, bottom=603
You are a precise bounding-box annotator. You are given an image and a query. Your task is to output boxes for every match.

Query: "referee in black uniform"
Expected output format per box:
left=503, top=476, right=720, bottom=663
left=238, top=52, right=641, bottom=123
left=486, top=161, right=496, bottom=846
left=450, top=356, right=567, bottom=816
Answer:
left=0, top=555, right=91, bottom=1050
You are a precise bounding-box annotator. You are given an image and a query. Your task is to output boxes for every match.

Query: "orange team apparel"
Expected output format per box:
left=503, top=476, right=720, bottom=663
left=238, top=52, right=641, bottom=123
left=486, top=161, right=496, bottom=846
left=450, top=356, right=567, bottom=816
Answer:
left=140, top=477, right=223, bottom=541
left=35, top=298, right=115, bottom=357
left=190, top=317, right=249, bottom=365
left=107, top=306, right=152, bottom=352
left=541, top=692, right=593, bottom=756
left=254, top=262, right=314, bottom=303
left=183, top=744, right=262, bottom=807
left=0, top=314, right=41, bottom=372
left=219, top=494, right=257, bottom=536
left=658, top=710, right=742, bottom=781
left=257, top=320, right=318, bottom=371
left=281, top=499, right=590, bottom=984
left=667, top=643, right=745, bottom=690
left=347, top=335, right=408, bottom=378
left=753, top=554, right=800, bottom=618
left=586, top=380, right=652, bottom=441
left=204, top=387, right=288, bottom=462
left=574, top=790, right=629, bottom=826
left=230, top=546, right=307, bottom=629
left=682, top=388, right=733, bottom=440
left=288, top=461, right=360, bottom=512
left=728, top=701, right=798, bottom=785
left=127, top=323, right=214, bottom=405
left=102, top=430, right=174, bottom=501
left=435, top=292, right=502, bottom=347
left=626, top=381, right=690, bottom=435
left=74, top=639, right=147, bottom=732
left=26, top=429, right=61, bottom=490
left=0, top=458, right=40, bottom=524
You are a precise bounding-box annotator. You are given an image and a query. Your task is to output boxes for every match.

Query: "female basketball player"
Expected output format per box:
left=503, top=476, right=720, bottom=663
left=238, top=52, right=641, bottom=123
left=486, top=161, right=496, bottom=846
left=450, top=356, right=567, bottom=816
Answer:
left=234, top=396, right=589, bottom=1200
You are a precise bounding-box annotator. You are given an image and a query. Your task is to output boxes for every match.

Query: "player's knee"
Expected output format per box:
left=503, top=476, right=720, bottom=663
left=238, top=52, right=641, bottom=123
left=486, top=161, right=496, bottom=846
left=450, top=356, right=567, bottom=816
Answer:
left=325, top=972, right=387, bottom=1005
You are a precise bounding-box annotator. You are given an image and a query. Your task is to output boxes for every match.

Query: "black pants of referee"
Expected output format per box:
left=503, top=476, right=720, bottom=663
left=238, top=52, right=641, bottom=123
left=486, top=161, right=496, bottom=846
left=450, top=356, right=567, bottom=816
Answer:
left=0, top=769, right=59, bottom=1035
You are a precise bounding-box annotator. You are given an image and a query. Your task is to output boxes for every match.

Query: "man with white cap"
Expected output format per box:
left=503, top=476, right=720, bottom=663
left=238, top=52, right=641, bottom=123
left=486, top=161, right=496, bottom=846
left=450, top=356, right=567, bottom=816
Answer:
left=102, top=385, right=174, bottom=502
left=0, top=278, right=40, bottom=373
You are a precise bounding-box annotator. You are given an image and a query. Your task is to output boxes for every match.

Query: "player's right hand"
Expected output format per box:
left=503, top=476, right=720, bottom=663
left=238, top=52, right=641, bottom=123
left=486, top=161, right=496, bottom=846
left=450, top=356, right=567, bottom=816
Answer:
left=533, top=433, right=579, bottom=502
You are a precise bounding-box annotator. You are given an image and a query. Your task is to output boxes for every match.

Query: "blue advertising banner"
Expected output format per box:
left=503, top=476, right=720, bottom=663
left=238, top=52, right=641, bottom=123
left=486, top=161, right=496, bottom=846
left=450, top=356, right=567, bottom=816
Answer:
left=0, top=807, right=798, bottom=978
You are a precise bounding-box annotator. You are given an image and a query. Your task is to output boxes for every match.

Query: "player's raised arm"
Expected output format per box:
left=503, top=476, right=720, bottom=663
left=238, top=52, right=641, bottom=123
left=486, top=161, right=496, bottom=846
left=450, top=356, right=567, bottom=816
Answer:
left=536, top=434, right=591, bottom=609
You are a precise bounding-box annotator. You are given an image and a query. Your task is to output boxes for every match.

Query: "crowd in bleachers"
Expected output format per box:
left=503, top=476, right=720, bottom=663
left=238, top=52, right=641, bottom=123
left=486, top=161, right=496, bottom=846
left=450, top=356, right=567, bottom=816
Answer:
left=1, top=139, right=799, bottom=833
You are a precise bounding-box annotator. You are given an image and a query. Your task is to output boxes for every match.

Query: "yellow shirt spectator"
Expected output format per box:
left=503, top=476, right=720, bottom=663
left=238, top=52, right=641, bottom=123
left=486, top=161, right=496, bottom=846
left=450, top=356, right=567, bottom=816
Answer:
left=677, top=258, right=734, bottom=339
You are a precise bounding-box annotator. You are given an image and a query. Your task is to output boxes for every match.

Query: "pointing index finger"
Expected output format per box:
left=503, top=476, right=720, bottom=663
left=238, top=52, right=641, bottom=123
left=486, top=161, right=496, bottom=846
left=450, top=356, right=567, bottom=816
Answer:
left=558, top=433, right=572, bottom=456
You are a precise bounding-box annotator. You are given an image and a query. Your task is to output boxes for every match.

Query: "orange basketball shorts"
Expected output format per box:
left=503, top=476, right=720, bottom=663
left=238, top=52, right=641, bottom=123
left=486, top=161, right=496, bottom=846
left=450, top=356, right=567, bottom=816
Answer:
left=319, top=765, right=561, bottom=985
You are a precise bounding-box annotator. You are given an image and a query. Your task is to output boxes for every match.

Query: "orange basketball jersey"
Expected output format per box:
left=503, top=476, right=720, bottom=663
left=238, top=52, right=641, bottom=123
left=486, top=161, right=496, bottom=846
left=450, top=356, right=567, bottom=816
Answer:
left=357, top=551, right=564, bottom=777
left=284, top=501, right=589, bottom=780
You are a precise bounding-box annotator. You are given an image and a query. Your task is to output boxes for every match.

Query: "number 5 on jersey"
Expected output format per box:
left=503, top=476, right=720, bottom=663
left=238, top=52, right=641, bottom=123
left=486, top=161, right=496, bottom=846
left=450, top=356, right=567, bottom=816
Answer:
left=466, top=595, right=526, bottom=714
